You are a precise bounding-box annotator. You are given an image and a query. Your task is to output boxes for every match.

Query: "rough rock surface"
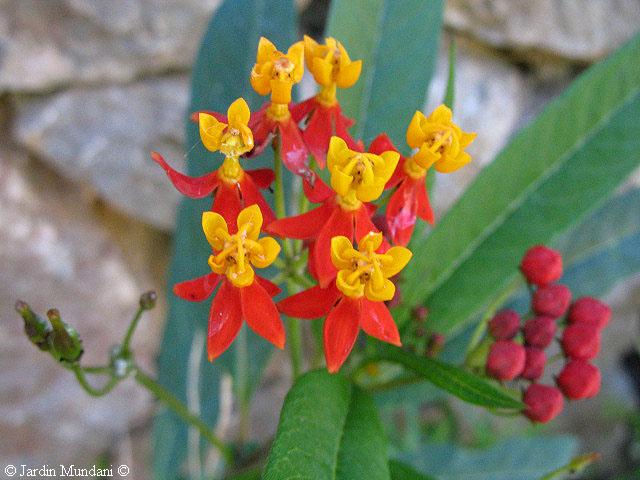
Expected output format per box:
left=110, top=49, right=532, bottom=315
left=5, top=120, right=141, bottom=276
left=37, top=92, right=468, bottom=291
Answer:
left=0, top=0, right=220, bottom=92
left=14, top=77, right=188, bottom=230
left=445, top=0, right=640, bottom=62
left=0, top=147, right=169, bottom=470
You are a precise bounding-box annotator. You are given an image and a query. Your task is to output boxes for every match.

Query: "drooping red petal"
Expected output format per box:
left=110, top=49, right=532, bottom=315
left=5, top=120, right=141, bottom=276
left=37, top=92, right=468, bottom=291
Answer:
left=307, top=240, right=318, bottom=280
left=385, top=180, right=418, bottom=246
left=256, top=275, right=281, bottom=297
left=368, top=133, right=399, bottom=155
left=189, top=110, right=227, bottom=124
left=315, top=206, right=355, bottom=288
left=290, top=97, right=315, bottom=123
left=248, top=105, right=275, bottom=157
left=246, top=168, right=275, bottom=189
left=239, top=174, right=275, bottom=225
left=354, top=205, right=390, bottom=251
left=240, top=281, right=285, bottom=349
left=324, top=297, right=361, bottom=373
left=302, top=107, right=333, bottom=168
left=303, top=174, right=334, bottom=203
left=266, top=200, right=334, bottom=239
left=213, top=182, right=243, bottom=229
left=151, top=151, right=219, bottom=198
left=277, top=283, right=340, bottom=319
left=360, top=298, right=401, bottom=346
left=386, top=156, right=406, bottom=189
left=277, top=118, right=310, bottom=177
left=208, top=280, right=243, bottom=361
left=173, top=272, right=220, bottom=302
left=333, top=105, right=362, bottom=152
left=415, top=178, right=435, bottom=224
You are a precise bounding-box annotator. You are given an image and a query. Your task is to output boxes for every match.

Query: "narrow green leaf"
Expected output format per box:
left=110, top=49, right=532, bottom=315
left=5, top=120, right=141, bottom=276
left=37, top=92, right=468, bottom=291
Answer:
left=389, top=460, right=436, bottom=480
left=378, top=348, right=524, bottom=410
left=154, top=1, right=297, bottom=478
left=400, top=33, right=640, bottom=335
left=326, top=0, right=444, bottom=147
left=263, top=370, right=390, bottom=480
left=443, top=38, right=456, bottom=110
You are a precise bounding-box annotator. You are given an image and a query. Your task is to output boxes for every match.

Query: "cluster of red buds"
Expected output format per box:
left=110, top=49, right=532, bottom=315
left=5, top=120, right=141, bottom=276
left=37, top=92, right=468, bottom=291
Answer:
left=483, top=245, right=610, bottom=423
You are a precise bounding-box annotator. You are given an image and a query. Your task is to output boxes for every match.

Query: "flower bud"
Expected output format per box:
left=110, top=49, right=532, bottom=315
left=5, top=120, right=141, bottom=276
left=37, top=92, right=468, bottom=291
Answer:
left=488, top=309, right=520, bottom=340
left=521, top=347, right=546, bottom=381
left=486, top=340, right=526, bottom=381
left=139, top=290, right=157, bottom=310
left=412, top=306, right=428, bottom=322
left=46, top=309, right=83, bottom=362
left=520, top=245, right=563, bottom=286
left=532, top=284, right=572, bottom=318
left=568, top=297, right=611, bottom=330
left=523, top=316, right=556, bottom=348
left=561, top=323, right=600, bottom=360
left=15, top=300, right=51, bottom=351
left=426, top=333, right=445, bottom=358
left=557, top=360, right=601, bottom=399
left=523, top=384, right=564, bottom=423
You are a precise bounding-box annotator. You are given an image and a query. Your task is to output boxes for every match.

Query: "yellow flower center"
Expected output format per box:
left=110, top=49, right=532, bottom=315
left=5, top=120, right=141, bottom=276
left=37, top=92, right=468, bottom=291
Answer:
left=217, top=156, right=245, bottom=184
left=331, top=232, right=412, bottom=301
left=403, top=155, right=427, bottom=180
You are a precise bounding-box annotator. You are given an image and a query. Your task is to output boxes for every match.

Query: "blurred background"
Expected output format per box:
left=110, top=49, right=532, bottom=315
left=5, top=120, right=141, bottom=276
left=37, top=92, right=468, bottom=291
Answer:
left=1, top=0, right=640, bottom=478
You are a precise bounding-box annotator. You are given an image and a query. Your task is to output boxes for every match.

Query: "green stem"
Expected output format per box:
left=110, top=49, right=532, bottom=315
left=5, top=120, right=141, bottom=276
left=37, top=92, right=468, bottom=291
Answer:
left=70, top=364, right=119, bottom=397
left=235, top=326, right=251, bottom=445
left=135, top=369, right=234, bottom=466
left=121, top=305, right=144, bottom=355
left=273, top=140, right=293, bottom=258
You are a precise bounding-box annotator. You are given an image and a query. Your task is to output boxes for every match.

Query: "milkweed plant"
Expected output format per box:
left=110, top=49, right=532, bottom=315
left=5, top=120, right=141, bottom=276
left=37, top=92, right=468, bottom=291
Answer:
left=15, top=1, right=640, bottom=479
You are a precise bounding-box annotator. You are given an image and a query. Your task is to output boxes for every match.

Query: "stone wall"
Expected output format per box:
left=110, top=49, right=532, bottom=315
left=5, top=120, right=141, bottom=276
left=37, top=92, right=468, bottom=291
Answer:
left=1, top=1, right=639, bottom=478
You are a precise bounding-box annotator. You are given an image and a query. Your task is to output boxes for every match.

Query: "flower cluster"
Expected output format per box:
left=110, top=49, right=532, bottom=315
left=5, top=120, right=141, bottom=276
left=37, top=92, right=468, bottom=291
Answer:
left=483, top=245, right=610, bottom=423
left=152, top=36, right=475, bottom=372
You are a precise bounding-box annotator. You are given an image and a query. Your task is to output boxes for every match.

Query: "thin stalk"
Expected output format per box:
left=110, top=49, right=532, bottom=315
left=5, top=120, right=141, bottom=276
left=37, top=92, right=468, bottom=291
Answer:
left=235, top=326, right=251, bottom=445
left=121, top=304, right=144, bottom=355
left=135, top=369, right=234, bottom=466
left=70, top=364, right=119, bottom=397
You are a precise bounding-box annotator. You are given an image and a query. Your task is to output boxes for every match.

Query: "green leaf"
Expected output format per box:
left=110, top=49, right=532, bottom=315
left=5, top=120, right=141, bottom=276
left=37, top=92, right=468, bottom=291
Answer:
left=400, top=32, right=640, bottom=335
left=397, top=436, right=578, bottom=480
left=378, top=347, right=523, bottom=410
left=326, top=0, right=444, bottom=147
left=263, top=370, right=390, bottom=480
left=153, top=1, right=297, bottom=478
left=390, top=461, right=436, bottom=480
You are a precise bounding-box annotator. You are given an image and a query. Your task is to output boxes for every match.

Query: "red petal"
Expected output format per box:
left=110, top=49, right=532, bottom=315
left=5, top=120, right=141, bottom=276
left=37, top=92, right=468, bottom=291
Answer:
left=151, top=151, right=219, bottom=198
left=212, top=183, right=243, bottom=229
left=290, top=97, right=315, bottom=123
left=333, top=105, right=361, bottom=152
left=386, top=156, right=405, bottom=189
left=415, top=178, right=434, bottom=224
left=307, top=240, right=318, bottom=280
left=368, top=133, right=399, bottom=155
left=302, top=107, right=333, bottom=168
left=386, top=180, right=418, bottom=246
left=189, top=110, right=227, bottom=124
left=246, top=168, right=275, bottom=189
left=266, top=201, right=333, bottom=239
left=354, top=205, right=390, bottom=251
left=324, top=297, right=361, bottom=373
left=315, top=206, right=355, bottom=287
left=360, top=298, right=401, bottom=346
left=278, top=119, right=310, bottom=177
left=277, top=283, right=340, bottom=319
left=208, top=281, right=243, bottom=361
left=240, top=281, right=285, bottom=349
left=173, top=272, right=220, bottom=302
left=303, top=174, right=334, bottom=203
left=239, top=175, right=276, bottom=225
left=256, top=275, right=281, bottom=297
left=248, top=105, right=275, bottom=157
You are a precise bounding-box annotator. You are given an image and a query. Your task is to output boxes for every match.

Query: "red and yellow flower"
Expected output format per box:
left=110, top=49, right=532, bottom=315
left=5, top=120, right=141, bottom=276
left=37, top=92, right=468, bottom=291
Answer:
left=371, top=104, right=476, bottom=245
left=173, top=205, right=284, bottom=361
left=152, top=98, right=275, bottom=225
left=267, top=136, right=399, bottom=287
left=291, top=36, right=363, bottom=167
left=278, top=231, right=412, bottom=372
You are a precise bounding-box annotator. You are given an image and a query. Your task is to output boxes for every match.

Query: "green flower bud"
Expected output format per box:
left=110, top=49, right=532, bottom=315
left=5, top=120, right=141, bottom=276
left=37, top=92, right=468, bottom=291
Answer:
left=15, top=300, right=51, bottom=351
left=139, top=291, right=157, bottom=310
left=47, top=309, right=83, bottom=362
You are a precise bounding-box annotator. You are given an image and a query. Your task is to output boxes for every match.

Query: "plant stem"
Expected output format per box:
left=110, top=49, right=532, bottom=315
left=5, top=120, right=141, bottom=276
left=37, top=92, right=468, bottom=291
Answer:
left=135, top=368, right=234, bottom=466
left=121, top=305, right=144, bottom=355
left=235, top=325, right=251, bottom=445
left=70, top=364, right=119, bottom=397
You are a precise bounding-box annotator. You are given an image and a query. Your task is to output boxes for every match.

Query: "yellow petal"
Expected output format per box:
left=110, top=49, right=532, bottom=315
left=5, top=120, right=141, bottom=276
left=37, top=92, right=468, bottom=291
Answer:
left=228, top=265, right=255, bottom=288
left=227, top=97, right=251, bottom=128
left=435, top=151, right=472, bottom=173
left=336, top=60, right=362, bottom=89
left=250, top=65, right=272, bottom=96
left=330, top=167, right=354, bottom=197
left=365, top=278, right=395, bottom=302
left=358, top=231, right=383, bottom=252
left=208, top=254, right=226, bottom=275
left=270, top=78, right=293, bottom=104
left=237, top=204, right=263, bottom=240
left=237, top=123, right=254, bottom=151
left=412, top=145, right=440, bottom=170
left=327, top=136, right=350, bottom=170
left=336, top=270, right=364, bottom=298
left=331, top=236, right=357, bottom=270
left=303, top=34, right=319, bottom=69
left=460, top=131, right=477, bottom=148
left=380, top=246, right=412, bottom=277
left=355, top=181, right=384, bottom=202
left=199, top=113, right=226, bottom=152
left=256, top=37, right=277, bottom=63
left=252, top=237, right=281, bottom=268
left=287, top=41, right=305, bottom=83
left=429, top=104, right=452, bottom=124
left=202, top=211, right=228, bottom=250
left=311, top=56, right=334, bottom=86
left=406, top=111, right=427, bottom=148
left=378, top=151, right=400, bottom=181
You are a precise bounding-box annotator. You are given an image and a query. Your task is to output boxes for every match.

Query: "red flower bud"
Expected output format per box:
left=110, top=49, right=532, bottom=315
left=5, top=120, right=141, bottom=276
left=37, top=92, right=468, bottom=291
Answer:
left=523, top=316, right=556, bottom=348
left=412, top=306, right=428, bottom=322
left=568, top=297, right=611, bottom=330
left=521, top=347, right=546, bottom=380
left=561, top=323, right=601, bottom=360
left=557, top=360, right=601, bottom=400
left=486, top=340, right=526, bottom=381
left=532, top=284, right=572, bottom=318
left=520, top=245, right=563, bottom=286
left=523, top=384, right=564, bottom=423
left=488, top=309, right=520, bottom=340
